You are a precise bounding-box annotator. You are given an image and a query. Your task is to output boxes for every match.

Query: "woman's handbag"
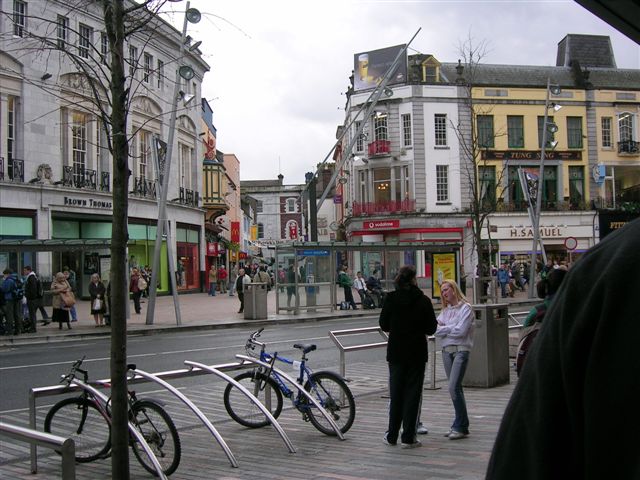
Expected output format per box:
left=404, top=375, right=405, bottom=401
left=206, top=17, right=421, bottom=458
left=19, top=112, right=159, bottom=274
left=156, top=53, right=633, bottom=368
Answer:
left=92, top=298, right=102, bottom=310
left=60, top=290, right=76, bottom=307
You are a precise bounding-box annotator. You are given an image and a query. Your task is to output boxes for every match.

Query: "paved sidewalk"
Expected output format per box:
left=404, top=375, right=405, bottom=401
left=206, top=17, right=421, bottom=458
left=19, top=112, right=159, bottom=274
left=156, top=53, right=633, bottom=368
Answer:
left=1, top=288, right=536, bottom=346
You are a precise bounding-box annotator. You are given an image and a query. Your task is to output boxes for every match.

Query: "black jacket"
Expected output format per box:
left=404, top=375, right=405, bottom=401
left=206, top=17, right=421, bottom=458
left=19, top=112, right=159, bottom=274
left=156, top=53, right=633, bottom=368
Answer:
left=379, top=285, right=437, bottom=363
left=24, top=273, right=40, bottom=300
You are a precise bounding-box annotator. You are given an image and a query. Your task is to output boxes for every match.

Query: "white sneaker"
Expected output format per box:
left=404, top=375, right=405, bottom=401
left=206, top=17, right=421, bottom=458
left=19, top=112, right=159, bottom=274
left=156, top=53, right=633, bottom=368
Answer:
left=448, top=430, right=468, bottom=440
left=400, top=440, right=422, bottom=449
left=416, top=424, right=429, bottom=435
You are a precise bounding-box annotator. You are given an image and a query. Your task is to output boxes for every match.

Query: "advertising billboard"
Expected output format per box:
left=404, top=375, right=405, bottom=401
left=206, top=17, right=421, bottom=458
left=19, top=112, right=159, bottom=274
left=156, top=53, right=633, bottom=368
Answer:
left=353, top=44, right=407, bottom=91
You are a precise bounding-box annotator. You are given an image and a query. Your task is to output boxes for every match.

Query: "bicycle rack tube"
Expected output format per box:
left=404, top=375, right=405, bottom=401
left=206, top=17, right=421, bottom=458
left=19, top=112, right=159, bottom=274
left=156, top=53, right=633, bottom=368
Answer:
left=129, top=368, right=239, bottom=468
left=69, top=378, right=168, bottom=480
left=184, top=360, right=296, bottom=453
left=235, top=354, right=346, bottom=440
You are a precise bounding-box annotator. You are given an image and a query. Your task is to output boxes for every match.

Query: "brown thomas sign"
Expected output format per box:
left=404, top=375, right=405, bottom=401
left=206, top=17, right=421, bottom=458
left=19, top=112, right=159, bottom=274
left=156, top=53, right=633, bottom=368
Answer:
left=481, top=150, right=582, bottom=161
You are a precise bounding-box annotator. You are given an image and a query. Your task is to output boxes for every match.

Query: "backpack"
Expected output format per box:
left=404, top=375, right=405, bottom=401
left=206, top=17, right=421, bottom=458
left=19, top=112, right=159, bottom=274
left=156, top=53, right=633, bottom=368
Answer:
left=515, top=303, right=547, bottom=377
left=137, top=276, right=148, bottom=291
left=14, top=277, right=25, bottom=301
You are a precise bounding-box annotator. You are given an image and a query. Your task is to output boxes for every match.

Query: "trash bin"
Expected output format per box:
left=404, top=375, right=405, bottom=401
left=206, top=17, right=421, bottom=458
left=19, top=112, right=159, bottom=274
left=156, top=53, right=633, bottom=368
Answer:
left=244, top=282, right=268, bottom=320
left=463, top=303, right=510, bottom=388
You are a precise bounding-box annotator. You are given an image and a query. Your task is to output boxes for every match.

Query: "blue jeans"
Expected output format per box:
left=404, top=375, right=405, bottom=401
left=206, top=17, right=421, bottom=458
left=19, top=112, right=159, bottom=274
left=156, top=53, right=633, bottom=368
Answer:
left=442, top=349, right=470, bottom=434
left=209, top=283, right=216, bottom=296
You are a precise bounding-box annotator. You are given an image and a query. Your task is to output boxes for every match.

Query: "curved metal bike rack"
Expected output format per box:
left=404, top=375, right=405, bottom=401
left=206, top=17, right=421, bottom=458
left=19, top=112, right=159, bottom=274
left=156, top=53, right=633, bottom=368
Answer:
left=235, top=354, right=346, bottom=440
left=70, top=378, right=167, bottom=480
left=184, top=360, right=296, bottom=454
left=128, top=368, right=239, bottom=468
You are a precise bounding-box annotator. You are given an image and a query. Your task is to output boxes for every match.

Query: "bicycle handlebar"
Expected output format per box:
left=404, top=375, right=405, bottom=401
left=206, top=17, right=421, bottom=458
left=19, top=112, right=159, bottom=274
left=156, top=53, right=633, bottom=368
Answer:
left=60, top=355, right=87, bottom=386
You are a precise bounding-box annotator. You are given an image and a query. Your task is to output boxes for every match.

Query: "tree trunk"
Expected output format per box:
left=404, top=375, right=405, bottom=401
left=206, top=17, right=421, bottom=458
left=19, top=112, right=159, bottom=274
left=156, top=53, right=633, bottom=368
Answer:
left=104, top=1, right=130, bottom=477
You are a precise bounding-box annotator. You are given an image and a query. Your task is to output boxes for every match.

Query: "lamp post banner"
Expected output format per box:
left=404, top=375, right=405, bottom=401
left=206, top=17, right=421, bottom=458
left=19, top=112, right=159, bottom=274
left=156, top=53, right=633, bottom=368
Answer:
left=154, top=138, right=168, bottom=187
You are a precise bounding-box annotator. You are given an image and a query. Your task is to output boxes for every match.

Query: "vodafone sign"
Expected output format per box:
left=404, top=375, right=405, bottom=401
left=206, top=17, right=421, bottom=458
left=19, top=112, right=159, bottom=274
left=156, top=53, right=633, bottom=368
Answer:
left=363, top=220, right=400, bottom=230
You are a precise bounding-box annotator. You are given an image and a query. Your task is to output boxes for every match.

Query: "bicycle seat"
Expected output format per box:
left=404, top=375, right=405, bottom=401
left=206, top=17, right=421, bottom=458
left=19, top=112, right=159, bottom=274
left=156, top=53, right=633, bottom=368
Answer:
left=293, top=343, right=316, bottom=354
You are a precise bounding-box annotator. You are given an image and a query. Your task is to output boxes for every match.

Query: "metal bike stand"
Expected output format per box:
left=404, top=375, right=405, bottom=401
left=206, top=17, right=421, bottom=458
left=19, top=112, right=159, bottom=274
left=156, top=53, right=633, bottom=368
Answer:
left=235, top=354, right=346, bottom=440
left=129, top=368, right=239, bottom=468
left=70, top=378, right=168, bottom=480
left=184, top=361, right=296, bottom=454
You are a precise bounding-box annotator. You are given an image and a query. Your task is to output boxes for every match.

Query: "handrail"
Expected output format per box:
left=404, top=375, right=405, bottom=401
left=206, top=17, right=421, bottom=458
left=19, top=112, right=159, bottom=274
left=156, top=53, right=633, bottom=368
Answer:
left=129, top=367, right=239, bottom=468
left=235, top=354, right=346, bottom=440
left=0, top=421, right=75, bottom=479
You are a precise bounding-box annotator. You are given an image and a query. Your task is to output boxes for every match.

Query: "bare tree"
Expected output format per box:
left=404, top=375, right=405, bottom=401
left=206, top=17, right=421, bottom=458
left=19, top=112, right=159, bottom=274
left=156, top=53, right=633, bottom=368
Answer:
left=451, top=35, right=508, bottom=302
left=1, top=0, right=180, bottom=475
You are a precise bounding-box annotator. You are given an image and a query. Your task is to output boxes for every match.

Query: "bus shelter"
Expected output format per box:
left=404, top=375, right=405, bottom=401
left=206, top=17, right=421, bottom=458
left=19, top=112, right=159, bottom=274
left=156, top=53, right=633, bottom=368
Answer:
left=274, top=241, right=463, bottom=314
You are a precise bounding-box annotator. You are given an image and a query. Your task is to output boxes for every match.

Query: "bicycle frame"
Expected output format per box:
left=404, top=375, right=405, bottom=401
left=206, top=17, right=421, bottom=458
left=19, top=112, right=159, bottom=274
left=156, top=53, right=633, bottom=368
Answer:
left=259, top=350, right=311, bottom=404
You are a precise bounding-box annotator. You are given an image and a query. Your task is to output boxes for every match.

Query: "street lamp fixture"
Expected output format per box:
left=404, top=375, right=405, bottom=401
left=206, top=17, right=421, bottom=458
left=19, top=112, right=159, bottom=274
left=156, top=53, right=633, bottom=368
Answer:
left=179, top=65, right=195, bottom=80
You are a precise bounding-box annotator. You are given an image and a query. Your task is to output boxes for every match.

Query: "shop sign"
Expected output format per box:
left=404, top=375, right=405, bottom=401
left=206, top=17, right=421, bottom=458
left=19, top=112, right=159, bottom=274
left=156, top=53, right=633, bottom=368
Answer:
left=296, top=249, right=330, bottom=257
left=432, top=253, right=456, bottom=298
left=206, top=242, right=219, bottom=256
left=238, top=251, right=248, bottom=259
left=230, top=221, right=240, bottom=243
left=509, top=226, right=563, bottom=238
left=363, top=220, right=400, bottom=230
left=63, top=196, right=113, bottom=209
left=481, top=150, right=582, bottom=161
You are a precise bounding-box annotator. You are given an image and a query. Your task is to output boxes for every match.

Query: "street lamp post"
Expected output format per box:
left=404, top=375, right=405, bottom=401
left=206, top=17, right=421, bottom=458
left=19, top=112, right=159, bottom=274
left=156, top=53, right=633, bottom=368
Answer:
left=528, top=79, right=560, bottom=298
left=146, top=1, right=201, bottom=324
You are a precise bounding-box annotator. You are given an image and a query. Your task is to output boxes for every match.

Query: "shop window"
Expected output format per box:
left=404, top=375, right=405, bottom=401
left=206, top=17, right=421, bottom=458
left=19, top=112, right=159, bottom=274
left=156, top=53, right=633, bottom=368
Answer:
left=508, top=166, right=557, bottom=210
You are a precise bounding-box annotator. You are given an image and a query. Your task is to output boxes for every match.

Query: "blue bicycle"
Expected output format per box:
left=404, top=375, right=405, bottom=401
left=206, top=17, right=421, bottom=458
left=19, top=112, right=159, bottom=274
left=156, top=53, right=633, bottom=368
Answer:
left=223, top=328, right=356, bottom=435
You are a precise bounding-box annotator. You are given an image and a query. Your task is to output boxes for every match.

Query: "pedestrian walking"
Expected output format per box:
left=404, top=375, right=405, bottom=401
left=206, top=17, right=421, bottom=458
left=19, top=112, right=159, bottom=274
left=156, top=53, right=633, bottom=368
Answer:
left=435, top=279, right=474, bottom=440
left=129, top=268, right=143, bottom=314
left=50, top=272, right=72, bottom=330
left=379, top=265, right=437, bottom=449
left=63, top=269, right=78, bottom=322
left=217, top=265, right=228, bottom=294
left=88, top=273, right=107, bottom=327
left=235, top=268, right=250, bottom=313
left=1, top=268, right=23, bottom=335
left=208, top=265, right=217, bottom=296
left=487, top=217, right=640, bottom=479
left=228, top=264, right=237, bottom=296
left=22, top=265, right=48, bottom=332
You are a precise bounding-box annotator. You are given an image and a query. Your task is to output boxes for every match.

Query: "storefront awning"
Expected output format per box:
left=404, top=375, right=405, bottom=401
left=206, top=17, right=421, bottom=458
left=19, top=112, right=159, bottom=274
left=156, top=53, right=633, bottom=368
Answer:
left=0, top=238, right=113, bottom=252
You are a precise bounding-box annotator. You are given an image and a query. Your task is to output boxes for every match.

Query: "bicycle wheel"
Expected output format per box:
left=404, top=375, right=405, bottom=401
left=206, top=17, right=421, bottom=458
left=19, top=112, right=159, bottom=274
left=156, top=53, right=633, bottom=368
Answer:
left=130, top=400, right=181, bottom=477
left=304, top=371, right=356, bottom=435
left=44, top=397, right=111, bottom=463
left=223, top=371, right=283, bottom=428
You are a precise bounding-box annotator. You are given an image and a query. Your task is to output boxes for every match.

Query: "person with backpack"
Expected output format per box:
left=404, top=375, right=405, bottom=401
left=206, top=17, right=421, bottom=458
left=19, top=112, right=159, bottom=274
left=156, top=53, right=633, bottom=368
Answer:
left=1, top=268, right=24, bottom=335
left=22, top=266, right=48, bottom=333
left=515, top=268, right=569, bottom=376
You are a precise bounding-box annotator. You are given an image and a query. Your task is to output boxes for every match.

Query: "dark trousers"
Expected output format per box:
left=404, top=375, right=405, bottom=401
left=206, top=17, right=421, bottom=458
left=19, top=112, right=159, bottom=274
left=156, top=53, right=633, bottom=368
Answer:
left=238, top=291, right=245, bottom=312
left=387, top=360, right=426, bottom=444
left=132, top=291, right=142, bottom=314
left=343, top=286, right=357, bottom=309
left=2, top=300, right=22, bottom=335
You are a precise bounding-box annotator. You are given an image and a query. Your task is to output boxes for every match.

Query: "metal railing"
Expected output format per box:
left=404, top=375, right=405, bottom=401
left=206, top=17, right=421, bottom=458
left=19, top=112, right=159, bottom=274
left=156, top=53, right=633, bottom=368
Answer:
left=0, top=420, right=75, bottom=479
left=328, top=327, right=440, bottom=390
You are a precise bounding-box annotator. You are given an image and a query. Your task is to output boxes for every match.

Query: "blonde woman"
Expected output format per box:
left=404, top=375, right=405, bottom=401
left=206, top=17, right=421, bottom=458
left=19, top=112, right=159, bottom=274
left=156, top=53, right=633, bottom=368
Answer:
left=50, top=272, right=72, bottom=330
left=435, top=279, right=474, bottom=440
left=88, top=273, right=106, bottom=327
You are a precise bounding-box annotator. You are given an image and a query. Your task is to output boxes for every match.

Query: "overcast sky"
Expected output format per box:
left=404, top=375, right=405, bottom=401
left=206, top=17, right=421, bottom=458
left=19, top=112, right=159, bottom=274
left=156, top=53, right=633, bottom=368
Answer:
left=163, top=0, right=639, bottom=184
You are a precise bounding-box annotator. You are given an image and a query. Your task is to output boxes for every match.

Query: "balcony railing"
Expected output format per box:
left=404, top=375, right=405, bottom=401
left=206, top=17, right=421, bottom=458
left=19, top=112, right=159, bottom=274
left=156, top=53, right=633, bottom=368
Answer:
left=496, top=200, right=590, bottom=212
left=618, top=140, right=639, bottom=155
left=131, top=176, right=157, bottom=199
left=352, top=199, right=416, bottom=216
left=0, top=157, right=24, bottom=183
left=367, top=140, right=391, bottom=156
left=100, top=172, right=110, bottom=192
left=61, top=166, right=97, bottom=189
left=179, top=187, right=199, bottom=207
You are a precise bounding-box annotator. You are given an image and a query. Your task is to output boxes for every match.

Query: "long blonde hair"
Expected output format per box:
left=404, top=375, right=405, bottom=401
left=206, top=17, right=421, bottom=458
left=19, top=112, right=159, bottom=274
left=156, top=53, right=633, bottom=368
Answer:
left=441, top=279, right=468, bottom=308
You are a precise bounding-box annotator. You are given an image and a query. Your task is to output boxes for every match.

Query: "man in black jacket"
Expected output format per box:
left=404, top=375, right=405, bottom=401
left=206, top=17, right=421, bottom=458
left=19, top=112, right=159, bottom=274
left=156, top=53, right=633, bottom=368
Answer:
left=23, top=266, right=49, bottom=332
left=486, top=218, right=640, bottom=479
left=379, top=265, right=437, bottom=449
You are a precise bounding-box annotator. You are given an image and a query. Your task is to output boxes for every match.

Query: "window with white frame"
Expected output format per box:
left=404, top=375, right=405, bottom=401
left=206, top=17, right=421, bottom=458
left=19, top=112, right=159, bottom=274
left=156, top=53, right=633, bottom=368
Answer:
left=78, top=24, right=92, bottom=59
left=601, top=117, right=612, bottom=148
left=436, top=165, right=449, bottom=202
left=72, top=112, right=88, bottom=185
left=157, top=59, right=164, bottom=89
left=137, top=130, right=151, bottom=179
left=143, top=53, right=153, bottom=84
left=13, top=0, right=26, bottom=37
left=286, top=198, right=297, bottom=213
left=179, top=143, right=193, bottom=190
left=355, top=120, right=364, bottom=152
left=401, top=113, right=412, bottom=147
left=100, top=32, right=108, bottom=64
left=57, top=15, right=68, bottom=49
left=7, top=97, right=17, bottom=176
left=374, top=113, right=388, bottom=141
left=128, top=45, right=137, bottom=78
left=434, top=114, right=447, bottom=146
left=257, top=223, right=264, bottom=238
left=618, top=112, right=635, bottom=142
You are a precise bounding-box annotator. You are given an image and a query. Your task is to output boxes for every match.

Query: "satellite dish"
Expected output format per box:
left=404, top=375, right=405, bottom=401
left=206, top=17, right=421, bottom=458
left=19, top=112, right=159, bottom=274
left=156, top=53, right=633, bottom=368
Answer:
left=329, top=221, right=339, bottom=231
